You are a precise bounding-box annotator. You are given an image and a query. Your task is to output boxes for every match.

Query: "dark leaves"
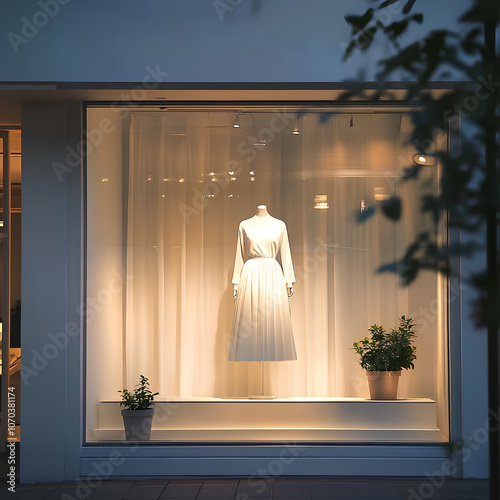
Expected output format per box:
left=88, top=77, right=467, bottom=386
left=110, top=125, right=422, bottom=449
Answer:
left=357, top=205, right=376, bottom=223
left=385, top=14, right=423, bottom=40
left=345, top=8, right=374, bottom=35
left=402, top=165, right=421, bottom=180
left=379, top=0, right=399, bottom=9
left=381, top=196, right=402, bottom=220
left=319, top=112, right=333, bottom=124
left=342, top=0, right=500, bottom=328
left=402, top=0, right=417, bottom=14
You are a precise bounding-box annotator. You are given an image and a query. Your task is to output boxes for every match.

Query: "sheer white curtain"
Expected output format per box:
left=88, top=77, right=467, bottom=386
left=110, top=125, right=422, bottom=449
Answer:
left=124, top=111, right=447, bottom=423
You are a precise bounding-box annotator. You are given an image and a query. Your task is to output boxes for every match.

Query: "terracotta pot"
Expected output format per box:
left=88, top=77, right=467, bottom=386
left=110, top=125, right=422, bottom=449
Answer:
left=121, top=408, right=154, bottom=441
left=366, top=370, right=401, bottom=400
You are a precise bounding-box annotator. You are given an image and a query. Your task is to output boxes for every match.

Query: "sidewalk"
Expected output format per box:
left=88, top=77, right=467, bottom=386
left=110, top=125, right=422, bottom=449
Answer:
left=0, top=478, right=490, bottom=500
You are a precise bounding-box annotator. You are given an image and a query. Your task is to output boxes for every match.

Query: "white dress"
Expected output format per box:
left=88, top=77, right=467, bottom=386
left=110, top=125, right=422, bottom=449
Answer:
left=228, top=214, right=297, bottom=362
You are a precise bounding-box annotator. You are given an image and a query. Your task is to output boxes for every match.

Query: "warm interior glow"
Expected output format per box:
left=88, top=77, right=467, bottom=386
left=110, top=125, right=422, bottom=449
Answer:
left=86, top=108, right=449, bottom=443
left=413, top=153, right=436, bottom=166
left=314, top=194, right=329, bottom=209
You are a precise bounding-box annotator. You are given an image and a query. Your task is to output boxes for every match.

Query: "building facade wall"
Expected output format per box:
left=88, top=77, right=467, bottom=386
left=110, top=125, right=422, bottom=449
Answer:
left=3, top=0, right=489, bottom=483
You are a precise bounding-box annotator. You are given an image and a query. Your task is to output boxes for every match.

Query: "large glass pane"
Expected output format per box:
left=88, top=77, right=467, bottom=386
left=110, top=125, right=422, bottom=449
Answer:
left=86, top=107, right=448, bottom=442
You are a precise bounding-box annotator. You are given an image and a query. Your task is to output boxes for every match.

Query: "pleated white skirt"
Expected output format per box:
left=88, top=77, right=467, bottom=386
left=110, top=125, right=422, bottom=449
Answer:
left=228, top=258, right=297, bottom=362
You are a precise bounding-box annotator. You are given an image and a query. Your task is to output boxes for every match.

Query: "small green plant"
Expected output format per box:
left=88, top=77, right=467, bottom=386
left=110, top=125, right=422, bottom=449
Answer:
left=118, top=375, right=159, bottom=410
left=352, top=316, right=417, bottom=372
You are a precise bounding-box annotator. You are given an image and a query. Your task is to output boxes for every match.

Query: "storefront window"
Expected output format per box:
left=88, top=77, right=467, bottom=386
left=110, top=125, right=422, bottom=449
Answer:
left=86, top=105, right=449, bottom=443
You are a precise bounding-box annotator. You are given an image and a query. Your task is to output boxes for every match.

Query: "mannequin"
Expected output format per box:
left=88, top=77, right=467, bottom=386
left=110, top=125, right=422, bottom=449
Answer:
left=233, top=205, right=293, bottom=299
left=228, top=204, right=297, bottom=363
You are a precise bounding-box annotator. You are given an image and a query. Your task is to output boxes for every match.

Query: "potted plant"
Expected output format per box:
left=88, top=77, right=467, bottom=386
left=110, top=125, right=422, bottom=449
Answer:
left=118, top=375, right=159, bottom=441
left=352, top=316, right=417, bottom=400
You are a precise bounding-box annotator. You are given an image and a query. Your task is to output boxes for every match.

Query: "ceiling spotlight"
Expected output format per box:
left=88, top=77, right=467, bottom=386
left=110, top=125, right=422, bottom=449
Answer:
left=178, top=177, right=185, bottom=183
left=233, top=115, right=240, bottom=128
left=249, top=170, right=255, bottom=176
left=413, top=154, right=435, bottom=166
left=314, top=194, right=329, bottom=210
left=373, top=186, right=390, bottom=202
left=101, top=178, right=109, bottom=182
left=292, top=114, right=300, bottom=135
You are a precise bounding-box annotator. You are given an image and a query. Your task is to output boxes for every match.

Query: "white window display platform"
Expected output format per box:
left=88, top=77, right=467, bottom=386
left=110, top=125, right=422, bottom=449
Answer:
left=92, top=397, right=441, bottom=442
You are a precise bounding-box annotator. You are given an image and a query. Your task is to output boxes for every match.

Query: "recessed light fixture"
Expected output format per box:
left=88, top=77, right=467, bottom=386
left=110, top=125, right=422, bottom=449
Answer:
left=373, top=186, right=390, bottom=202
left=253, top=139, right=266, bottom=148
left=101, top=178, right=109, bottom=182
left=413, top=154, right=435, bottom=166
left=314, top=194, right=329, bottom=210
